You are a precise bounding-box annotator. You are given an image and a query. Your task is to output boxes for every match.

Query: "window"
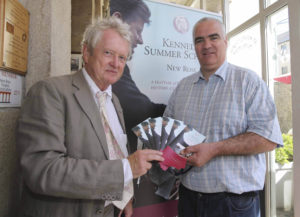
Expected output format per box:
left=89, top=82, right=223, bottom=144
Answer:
left=228, top=23, right=261, bottom=77
left=266, top=0, right=279, bottom=7
left=227, top=1, right=293, bottom=217
left=266, top=7, right=293, bottom=216
left=228, top=0, right=259, bottom=30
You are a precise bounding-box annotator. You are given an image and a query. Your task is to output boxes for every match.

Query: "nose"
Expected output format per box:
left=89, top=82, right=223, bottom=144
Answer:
left=136, top=33, right=143, bottom=45
left=203, top=39, right=211, bottom=48
left=110, top=55, right=119, bottom=68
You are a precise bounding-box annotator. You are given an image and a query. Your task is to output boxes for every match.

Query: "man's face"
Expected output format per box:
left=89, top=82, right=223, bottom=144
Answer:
left=143, top=125, right=149, bottom=132
left=83, top=29, right=129, bottom=90
left=150, top=122, right=155, bottom=128
left=135, top=130, right=141, bottom=137
left=128, top=18, right=145, bottom=54
left=194, top=20, right=227, bottom=77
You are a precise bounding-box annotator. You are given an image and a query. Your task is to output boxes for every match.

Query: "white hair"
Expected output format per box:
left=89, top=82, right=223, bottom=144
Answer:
left=81, top=16, right=132, bottom=57
left=192, top=17, right=226, bottom=43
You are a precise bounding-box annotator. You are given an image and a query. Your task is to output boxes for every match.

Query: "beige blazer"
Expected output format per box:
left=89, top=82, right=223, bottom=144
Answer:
left=16, top=70, right=127, bottom=217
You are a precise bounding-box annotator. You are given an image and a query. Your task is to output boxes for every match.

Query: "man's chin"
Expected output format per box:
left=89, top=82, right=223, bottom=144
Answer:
left=111, top=76, right=123, bottom=84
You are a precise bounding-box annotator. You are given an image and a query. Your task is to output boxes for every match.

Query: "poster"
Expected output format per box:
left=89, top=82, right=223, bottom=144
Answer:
left=0, top=69, right=23, bottom=107
left=130, top=0, right=221, bottom=104
left=121, top=1, right=221, bottom=216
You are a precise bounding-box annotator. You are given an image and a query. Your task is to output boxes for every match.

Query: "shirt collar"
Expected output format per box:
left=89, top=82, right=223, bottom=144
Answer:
left=82, top=68, right=112, bottom=98
left=214, top=60, right=228, bottom=81
left=193, top=61, right=228, bottom=83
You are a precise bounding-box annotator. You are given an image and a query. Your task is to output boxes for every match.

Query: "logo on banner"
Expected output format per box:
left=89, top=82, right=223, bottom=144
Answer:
left=173, top=16, right=189, bottom=34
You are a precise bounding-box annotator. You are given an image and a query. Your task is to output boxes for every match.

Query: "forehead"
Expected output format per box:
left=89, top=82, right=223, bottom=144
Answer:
left=95, top=29, right=130, bottom=55
left=194, top=20, right=223, bottom=37
left=129, top=18, right=145, bottom=27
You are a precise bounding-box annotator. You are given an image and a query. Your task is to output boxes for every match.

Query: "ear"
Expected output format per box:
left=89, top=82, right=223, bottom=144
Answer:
left=112, top=12, right=122, bottom=19
left=82, top=44, right=90, bottom=64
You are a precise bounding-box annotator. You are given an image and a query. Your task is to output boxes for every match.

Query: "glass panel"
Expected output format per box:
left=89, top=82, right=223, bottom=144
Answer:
left=266, top=6, right=294, bottom=217
left=227, top=23, right=262, bottom=77
left=203, top=0, right=223, bottom=15
left=228, top=0, right=259, bottom=30
left=266, top=0, right=279, bottom=8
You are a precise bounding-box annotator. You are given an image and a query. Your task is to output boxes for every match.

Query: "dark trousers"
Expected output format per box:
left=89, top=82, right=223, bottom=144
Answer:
left=178, top=184, right=260, bottom=217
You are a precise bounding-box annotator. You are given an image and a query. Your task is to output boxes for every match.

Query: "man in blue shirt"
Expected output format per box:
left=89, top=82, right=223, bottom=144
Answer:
left=164, top=17, right=283, bottom=217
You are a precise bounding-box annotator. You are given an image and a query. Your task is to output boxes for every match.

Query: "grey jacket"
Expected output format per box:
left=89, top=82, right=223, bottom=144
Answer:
left=16, top=70, right=127, bottom=217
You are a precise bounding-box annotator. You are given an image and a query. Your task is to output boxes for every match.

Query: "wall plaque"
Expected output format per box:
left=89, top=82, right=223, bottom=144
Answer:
left=0, top=0, right=29, bottom=75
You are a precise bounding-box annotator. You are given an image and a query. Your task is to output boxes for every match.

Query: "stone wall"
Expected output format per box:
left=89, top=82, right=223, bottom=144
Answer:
left=274, top=82, right=292, bottom=134
left=0, top=109, right=21, bottom=217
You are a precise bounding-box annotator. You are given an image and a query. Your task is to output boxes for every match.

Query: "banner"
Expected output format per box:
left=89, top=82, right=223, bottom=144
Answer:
left=129, top=0, right=221, bottom=104
left=111, top=1, right=221, bottom=216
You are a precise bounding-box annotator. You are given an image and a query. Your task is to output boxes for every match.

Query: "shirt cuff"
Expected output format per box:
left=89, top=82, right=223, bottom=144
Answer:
left=122, top=158, right=133, bottom=187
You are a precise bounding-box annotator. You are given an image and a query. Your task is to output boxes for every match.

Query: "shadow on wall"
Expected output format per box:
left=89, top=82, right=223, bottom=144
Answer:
left=0, top=111, right=22, bottom=217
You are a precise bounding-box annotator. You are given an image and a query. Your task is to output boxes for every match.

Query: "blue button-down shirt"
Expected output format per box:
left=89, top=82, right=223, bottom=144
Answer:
left=164, top=61, right=283, bottom=194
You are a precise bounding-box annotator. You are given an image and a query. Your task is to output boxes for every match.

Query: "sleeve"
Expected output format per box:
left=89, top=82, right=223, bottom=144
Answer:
left=245, top=73, right=283, bottom=147
left=16, top=80, right=124, bottom=200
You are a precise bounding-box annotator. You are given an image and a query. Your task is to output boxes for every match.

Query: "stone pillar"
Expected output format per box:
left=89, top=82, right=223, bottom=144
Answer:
left=19, top=0, right=71, bottom=88
left=0, top=108, right=20, bottom=217
left=0, top=0, right=71, bottom=216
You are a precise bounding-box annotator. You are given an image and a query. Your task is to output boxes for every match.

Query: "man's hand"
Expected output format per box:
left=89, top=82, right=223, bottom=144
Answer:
left=181, top=132, right=277, bottom=167
left=181, top=142, right=217, bottom=167
left=127, top=149, right=164, bottom=178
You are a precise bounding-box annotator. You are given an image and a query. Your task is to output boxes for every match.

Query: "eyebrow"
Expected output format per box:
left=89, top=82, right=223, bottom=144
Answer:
left=194, top=33, right=221, bottom=43
left=208, top=33, right=220, bottom=38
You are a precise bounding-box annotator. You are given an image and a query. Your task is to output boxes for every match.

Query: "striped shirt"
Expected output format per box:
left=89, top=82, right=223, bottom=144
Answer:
left=164, top=61, right=283, bottom=194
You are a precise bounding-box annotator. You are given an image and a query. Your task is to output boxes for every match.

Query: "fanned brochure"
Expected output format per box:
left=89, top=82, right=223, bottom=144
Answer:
left=132, top=117, right=206, bottom=171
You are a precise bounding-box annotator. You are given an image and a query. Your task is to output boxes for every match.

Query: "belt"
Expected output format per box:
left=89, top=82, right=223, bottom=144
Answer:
left=181, top=184, right=258, bottom=198
left=198, top=191, right=258, bottom=198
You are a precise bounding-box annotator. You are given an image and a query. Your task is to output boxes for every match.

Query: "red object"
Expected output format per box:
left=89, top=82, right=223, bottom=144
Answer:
left=274, top=74, right=291, bottom=84
left=133, top=200, right=178, bottom=217
left=159, top=146, right=186, bottom=170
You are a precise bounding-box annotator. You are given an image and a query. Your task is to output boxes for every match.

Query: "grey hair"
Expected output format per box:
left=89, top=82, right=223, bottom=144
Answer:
left=192, top=17, right=226, bottom=44
left=81, top=16, right=132, bottom=58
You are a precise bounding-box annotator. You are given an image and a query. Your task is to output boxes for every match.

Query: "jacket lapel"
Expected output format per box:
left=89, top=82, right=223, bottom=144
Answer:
left=111, top=94, right=131, bottom=154
left=72, top=70, right=109, bottom=159
left=111, top=94, right=126, bottom=133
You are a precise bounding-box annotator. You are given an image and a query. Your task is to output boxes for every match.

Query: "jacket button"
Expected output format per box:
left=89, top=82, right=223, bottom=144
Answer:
left=96, top=209, right=103, bottom=214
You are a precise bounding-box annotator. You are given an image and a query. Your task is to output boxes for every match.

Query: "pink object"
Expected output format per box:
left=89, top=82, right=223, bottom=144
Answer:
left=159, top=146, right=186, bottom=170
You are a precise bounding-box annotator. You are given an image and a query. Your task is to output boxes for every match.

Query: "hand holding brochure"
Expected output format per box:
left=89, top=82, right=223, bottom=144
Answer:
left=132, top=117, right=206, bottom=171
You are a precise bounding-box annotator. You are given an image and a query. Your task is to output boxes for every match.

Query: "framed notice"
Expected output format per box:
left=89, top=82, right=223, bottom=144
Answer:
left=0, top=69, right=23, bottom=107
left=0, top=0, right=29, bottom=75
